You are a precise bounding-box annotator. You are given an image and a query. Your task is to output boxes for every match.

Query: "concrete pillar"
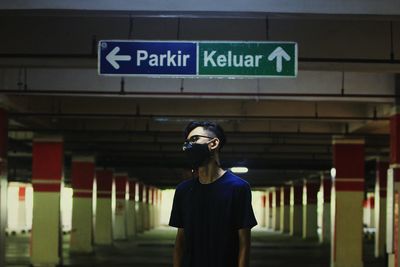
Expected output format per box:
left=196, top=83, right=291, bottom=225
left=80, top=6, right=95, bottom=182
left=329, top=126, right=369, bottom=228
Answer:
left=374, top=159, right=388, bottom=258
left=135, top=182, right=144, bottom=233
left=265, top=190, right=271, bottom=229
left=126, top=180, right=137, bottom=238
left=26, top=184, right=33, bottom=231
left=155, top=188, right=161, bottom=228
left=7, top=182, right=29, bottom=234
left=17, top=185, right=27, bottom=233
left=149, top=187, right=154, bottom=230
left=363, top=193, right=375, bottom=228
left=152, top=187, right=160, bottom=228
left=94, top=169, right=114, bottom=245
left=0, top=109, right=8, bottom=267
left=331, top=138, right=364, bottom=267
left=149, top=187, right=154, bottom=229
left=259, top=192, right=266, bottom=227
left=280, top=185, right=290, bottom=233
left=114, top=173, right=128, bottom=240
left=303, top=179, right=319, bottom=240
left=158, top=189, right=162, bottom=227
left=320, top=173, right=332, bottom=244
left=272, top=187, right=281, bottom=231
left=268, top=191, right=273, bottom=229
left=143, top=185, right=150, bottom=231
left=387, top=107, right=400, bottom=267
left=290, top=182, right=303, bottom=236
left=70, top=156, right=95, bottom=253
left=31, top=137, right=64, bottom=266
left=370, top=195, right=375, bottom=228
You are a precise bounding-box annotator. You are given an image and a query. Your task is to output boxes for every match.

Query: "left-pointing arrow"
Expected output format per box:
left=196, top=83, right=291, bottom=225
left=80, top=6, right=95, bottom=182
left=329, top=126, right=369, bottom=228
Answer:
left=105, top=47, right=132, bottom=70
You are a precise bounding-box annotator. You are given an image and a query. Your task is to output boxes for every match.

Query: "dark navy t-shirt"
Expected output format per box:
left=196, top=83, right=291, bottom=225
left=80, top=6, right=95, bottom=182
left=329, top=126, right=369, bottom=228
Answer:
left=169, top=170, right=258, bottom=267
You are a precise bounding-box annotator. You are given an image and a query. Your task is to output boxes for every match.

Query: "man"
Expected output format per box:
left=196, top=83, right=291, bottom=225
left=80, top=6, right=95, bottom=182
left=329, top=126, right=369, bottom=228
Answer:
left=169, top=121, right=257, bottom=267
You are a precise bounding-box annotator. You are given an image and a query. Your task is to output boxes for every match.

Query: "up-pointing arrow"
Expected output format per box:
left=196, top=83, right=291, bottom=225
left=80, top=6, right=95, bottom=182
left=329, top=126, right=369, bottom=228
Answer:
left=267, top=47, right=291, bottom=73
left=106, top=46, right=132, bottom=70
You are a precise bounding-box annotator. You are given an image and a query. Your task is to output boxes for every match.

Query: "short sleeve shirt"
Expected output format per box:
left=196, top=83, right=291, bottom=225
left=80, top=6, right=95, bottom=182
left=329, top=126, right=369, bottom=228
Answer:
left=169, top=171, right=258, bottom=267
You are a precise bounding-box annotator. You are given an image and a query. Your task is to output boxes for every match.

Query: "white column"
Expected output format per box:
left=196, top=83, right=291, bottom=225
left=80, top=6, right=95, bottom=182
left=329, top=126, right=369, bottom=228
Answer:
left=374, top=159, right=388, bottom=258
left=290, top=182, right=303, bottom=236
left=70, top=156, right=95, bottom=253
left=303, top=179, right=319, bottom=240
left=114, top=173, right=128, bottom=240
left=31, top=137, right=63, bottom=266
left=320, top=173, right=332, bottom=244
left=265, top=190, right=271, bottom=229
left=280, top=185, right=290, bottom=233
left=127, top=180, right=137, bottom=238
left=94, top=169, right=114, bottom=245
left=272, top=187, right=281, bottom=231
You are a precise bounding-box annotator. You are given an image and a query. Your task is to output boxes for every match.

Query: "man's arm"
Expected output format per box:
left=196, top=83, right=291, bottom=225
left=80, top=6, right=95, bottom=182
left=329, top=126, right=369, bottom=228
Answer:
left=173, top=228, right=185, bottom=267
left=238, top=228, right=251, bottom=267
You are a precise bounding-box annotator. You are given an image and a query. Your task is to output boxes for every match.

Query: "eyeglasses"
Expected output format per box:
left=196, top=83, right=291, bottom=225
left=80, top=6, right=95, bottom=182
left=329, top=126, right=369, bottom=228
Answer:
left=185, top=135, right=214, bottom=143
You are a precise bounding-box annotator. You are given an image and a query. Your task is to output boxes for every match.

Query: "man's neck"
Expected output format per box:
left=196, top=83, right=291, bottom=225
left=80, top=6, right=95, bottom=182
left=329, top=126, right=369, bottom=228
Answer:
left=198, top=160, right=225, bottom=184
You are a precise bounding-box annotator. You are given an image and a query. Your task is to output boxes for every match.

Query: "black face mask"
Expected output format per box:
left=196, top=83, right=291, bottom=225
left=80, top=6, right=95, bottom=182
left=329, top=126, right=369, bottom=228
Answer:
left=182, top=141, right=212, bottom=169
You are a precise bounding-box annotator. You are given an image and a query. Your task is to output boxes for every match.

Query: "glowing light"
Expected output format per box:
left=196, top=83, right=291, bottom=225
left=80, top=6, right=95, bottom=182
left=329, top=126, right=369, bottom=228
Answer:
left=230, top=167, right=248, bottom=174
left=330, top=168, right=336, bottom=179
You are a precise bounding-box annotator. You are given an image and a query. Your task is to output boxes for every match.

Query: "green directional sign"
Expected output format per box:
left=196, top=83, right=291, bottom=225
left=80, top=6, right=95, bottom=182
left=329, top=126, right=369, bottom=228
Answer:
left=198, top=42, right=297, bottom=78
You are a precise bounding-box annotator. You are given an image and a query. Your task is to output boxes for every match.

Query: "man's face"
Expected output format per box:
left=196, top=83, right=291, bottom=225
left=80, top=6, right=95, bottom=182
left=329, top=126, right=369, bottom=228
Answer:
left=186, top=127, right=216, bottom=146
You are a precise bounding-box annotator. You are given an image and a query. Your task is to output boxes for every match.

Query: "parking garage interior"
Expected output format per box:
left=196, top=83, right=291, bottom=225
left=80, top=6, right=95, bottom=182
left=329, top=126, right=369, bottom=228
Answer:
left=2, top=1, right=400, bottom=267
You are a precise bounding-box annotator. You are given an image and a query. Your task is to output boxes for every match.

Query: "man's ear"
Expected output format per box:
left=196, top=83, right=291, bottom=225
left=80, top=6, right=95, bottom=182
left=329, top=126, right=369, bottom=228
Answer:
left=209, top=138, right=220, bottom=151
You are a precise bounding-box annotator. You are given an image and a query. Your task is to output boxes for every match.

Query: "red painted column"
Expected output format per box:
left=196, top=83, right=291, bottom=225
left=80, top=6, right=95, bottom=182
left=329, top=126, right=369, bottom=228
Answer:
left=331, top=138, right=364, bottom=267
left=280, top=185, right=290, bottom=233
left=303, top=179, right=319, bottom=239
left=290, top=182, right=303, bottom=236
left=375, top=159, right=388, bottom=258
left=31, top=137, right=64, bottom=266
left=320, top=173, right=332, bottom=244
left=114, top=173, right=128, bottom=240
left=0, top=109, right=8, bottom=267
left=387, top=111, right=400, bottom=267
left=70, top=156, right=95, bottom=253
left=127, top=180, right=137, bottom=238
left=94, top=169, right=114, bottom=245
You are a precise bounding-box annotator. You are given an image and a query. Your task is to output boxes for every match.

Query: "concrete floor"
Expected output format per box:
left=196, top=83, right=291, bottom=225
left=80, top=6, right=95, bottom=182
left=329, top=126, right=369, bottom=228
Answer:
left=5, top=227, right=385, bottom=267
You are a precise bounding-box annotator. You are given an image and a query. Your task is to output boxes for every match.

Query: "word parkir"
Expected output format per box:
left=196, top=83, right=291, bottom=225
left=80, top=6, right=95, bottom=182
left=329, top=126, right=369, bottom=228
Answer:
left=136, top=50, right=191, bottom=67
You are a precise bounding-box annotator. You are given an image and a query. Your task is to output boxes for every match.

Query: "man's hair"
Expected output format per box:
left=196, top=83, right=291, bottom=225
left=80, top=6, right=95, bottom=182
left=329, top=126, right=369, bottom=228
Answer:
left=183, top=121, right=226, bottom=150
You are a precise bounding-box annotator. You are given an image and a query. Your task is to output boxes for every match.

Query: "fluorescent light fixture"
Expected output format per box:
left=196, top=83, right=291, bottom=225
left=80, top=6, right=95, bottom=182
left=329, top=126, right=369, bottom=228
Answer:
left=330, top=168, right=336, bottom=179
left=230, top=167, right=248, bottom=174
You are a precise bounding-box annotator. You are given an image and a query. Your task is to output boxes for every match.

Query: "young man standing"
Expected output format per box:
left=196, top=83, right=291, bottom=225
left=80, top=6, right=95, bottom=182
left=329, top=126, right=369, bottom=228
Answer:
left=169, top=121, right=257, bottom=267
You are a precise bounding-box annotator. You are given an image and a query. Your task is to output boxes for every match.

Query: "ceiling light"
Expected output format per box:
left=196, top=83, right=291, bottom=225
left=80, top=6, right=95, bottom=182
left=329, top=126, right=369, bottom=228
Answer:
left=230, top=167, right=248, bottom=174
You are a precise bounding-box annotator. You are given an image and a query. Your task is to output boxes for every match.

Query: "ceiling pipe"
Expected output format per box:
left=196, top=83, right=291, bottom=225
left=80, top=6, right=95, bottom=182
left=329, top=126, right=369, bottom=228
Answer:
left=1, top=52, right=400, bottom=64
left=0, top=89, right=396, bottom=99
left=8, top=112, right=389, bottom=121
left=7, top=128, right=389, bottom=136
left=12, top=139, right=387, bottom=148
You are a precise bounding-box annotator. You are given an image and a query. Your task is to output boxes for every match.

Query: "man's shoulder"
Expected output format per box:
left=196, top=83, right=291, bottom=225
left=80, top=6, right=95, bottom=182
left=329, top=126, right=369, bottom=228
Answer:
left=175, top=178, right=195, bottom=192
left=225, top=171, right=251, bottom=189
